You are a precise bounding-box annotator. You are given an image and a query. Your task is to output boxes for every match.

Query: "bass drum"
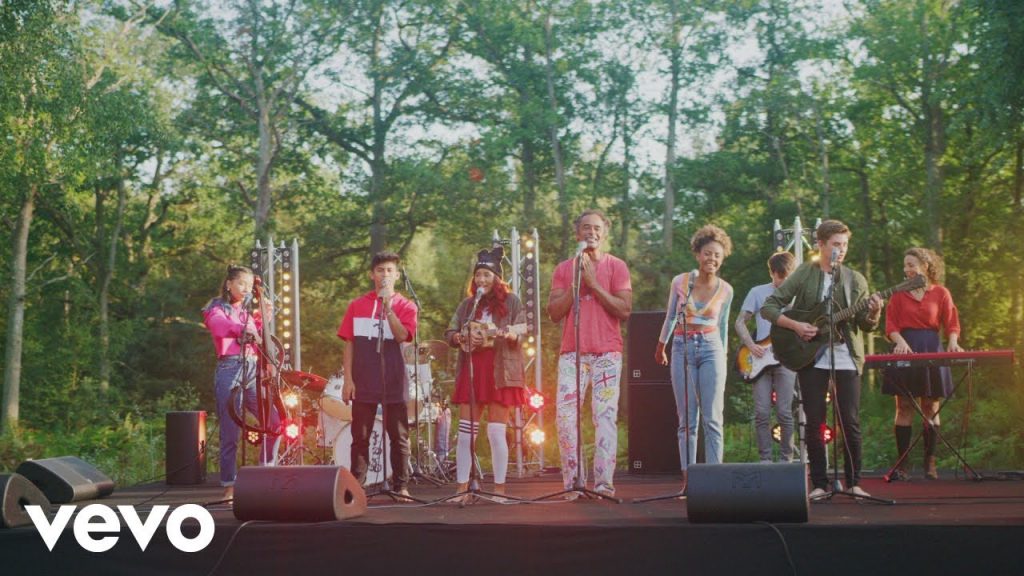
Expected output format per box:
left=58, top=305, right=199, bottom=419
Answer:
left=317, top=375, right=351, bottom=448
left=333, top=418, right=391, bottom=486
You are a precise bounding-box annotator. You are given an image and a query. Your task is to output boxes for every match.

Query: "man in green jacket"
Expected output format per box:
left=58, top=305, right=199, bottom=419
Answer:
left=761, top=219, right=883, bottom=500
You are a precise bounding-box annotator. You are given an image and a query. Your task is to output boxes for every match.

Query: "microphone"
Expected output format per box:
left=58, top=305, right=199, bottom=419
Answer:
left=829, top=247, right=840, bottom=269
left=241, top=291, right=253, bottom=309
left=377, top=278, right=391, bottom=299
left=473, top=286, right=485, bottom=303
left=574, top=240, right=588, bottom=257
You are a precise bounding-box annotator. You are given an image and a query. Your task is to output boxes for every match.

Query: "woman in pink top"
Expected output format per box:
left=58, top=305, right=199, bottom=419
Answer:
left=884, top=248, right=962, bottom=480
left=655, top=225, right=734, bottom=490
left=202, top=265, right=280, bottom=501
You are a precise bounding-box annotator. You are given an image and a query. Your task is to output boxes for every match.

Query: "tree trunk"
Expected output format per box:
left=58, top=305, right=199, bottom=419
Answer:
left=814, top=102, right=831, bottom=218
left=920, top=8, right=944, bottom=250
left=97, top=174, right=128, bottom=393
left=543, top=13, right=570, bottom=258
left=663, top=0, right=681, bottom=252
left=2, top=186, right=36, bottom=430
left=254, top=89, right=274, bottom=236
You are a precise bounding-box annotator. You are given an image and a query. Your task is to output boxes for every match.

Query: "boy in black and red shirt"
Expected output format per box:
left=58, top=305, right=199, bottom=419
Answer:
left=338, top=251, right=417, bottom=497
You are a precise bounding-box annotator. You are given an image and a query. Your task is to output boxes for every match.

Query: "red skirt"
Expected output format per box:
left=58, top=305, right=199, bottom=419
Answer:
left=453, top=347, right=528, bottom=406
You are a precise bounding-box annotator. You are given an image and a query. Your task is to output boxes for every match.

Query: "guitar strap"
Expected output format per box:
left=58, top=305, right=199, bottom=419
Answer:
left=842, top=266, right=852, bottom=309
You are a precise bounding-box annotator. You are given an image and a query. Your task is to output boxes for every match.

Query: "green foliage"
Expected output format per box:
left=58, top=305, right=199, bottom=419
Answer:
left=2, top=0, right=1024, bottom=481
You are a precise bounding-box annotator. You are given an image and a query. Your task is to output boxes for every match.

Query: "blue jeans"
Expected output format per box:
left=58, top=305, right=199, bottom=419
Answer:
left=671, top=333, right=726, bottom=470
left=214, top=357, right=281, bottom=486
left=753, top=365, right=797, bottom=462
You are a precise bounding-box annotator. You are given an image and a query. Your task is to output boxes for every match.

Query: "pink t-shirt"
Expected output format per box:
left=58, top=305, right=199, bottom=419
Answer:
left=551, top=253, right=632, bottom=354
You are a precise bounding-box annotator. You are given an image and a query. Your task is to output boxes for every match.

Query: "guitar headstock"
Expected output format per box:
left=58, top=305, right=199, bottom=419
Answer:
left=892, top=275, right=926, bottom=294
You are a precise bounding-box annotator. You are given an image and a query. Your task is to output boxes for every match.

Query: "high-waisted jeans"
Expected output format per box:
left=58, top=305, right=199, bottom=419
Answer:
left=214, top=357, right=280, bottom=486
left=671, top=333, right=726, bottom=470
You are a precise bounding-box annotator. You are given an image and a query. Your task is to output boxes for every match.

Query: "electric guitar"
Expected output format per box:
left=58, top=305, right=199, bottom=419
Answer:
left=770, top=275, right=924, bottom=371
left=736, top=337, right=780, bottom=381
left=461, top=322, right=529, bottom=352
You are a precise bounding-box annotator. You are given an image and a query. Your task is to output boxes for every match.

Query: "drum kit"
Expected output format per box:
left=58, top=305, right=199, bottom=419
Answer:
left=275, top=339, right=454, bottom=486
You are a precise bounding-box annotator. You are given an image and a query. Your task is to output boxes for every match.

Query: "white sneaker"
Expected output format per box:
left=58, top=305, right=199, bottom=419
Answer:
left=849, top=485, right=871, bottom=498
left=808, top=487, right=828, bottom=500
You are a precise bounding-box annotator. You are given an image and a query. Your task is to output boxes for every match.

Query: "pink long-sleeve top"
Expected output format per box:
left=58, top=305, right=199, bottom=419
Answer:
left=202, top=299, right=261, bottom=358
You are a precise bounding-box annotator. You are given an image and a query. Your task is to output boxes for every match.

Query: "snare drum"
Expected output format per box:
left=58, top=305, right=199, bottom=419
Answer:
left=333, top=417, right=391, bottom=486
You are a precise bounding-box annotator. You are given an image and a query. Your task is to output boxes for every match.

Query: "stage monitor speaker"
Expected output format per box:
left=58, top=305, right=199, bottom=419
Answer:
left=166, top=411, right=207, bottom=485
left=15, top=456, right=115, bottom=504
left=627, top=310, right=670, bottom=383
left=627, top=311, right=679, bottom=474
left=687, top=462, right=808, bottom=524
left=1, top=473, right=51, bottom=529
left=233, top=465, right=367, bottom=522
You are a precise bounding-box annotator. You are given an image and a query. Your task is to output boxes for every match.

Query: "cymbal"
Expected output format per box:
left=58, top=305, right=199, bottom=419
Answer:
left=280, top=370, right=328, bottom=393
left=403, top=340, right=449, bottom=364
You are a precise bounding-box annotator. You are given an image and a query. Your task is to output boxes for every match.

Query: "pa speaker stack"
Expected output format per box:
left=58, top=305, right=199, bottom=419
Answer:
left=626, top=311, right=680, bottom=474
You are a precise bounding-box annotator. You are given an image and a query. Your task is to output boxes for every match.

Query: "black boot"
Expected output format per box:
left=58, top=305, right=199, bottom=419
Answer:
left=894, top=425, right=912, bottom=480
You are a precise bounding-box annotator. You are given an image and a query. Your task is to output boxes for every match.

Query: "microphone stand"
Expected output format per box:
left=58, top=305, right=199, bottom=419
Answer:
left=402, top=269, right=444, bottom=487
left=535, top=249, right=621, bottom=503
left=820, top=263, right=892, bottom=505
left=635, top=270, right=695, bottom=503
left=366, top=292, right=426, bottom=503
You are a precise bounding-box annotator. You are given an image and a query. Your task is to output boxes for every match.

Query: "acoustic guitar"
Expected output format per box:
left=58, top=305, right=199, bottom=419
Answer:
left=460, top=322, right=529, bottom=352
left=736, top=337, right=780, bottom=382
left=770, top=275, right=924, bottom=371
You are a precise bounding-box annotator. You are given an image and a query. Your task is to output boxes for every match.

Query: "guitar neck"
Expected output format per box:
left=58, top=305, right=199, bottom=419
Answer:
left=833, top=285, right=896, bottom=323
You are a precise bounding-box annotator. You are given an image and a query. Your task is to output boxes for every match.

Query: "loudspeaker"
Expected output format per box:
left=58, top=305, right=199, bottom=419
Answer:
left=233, top=465, right=367, bottom=522
left=687, top=462, right=808, bottom=523
left=627, top=310, right=670, bottom=383
left=16, top=456, right=115, bottom=504
left=166, top=411, right=207, bottom=485
left=626, top=311, right=680, bottom=474
left=627, top=382, right=680, bottom=474
left=1, top=473, right=51, bottom=529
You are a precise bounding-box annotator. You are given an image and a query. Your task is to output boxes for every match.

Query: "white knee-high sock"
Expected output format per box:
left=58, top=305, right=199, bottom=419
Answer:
left=488, top=422, right=509, bottom=484
left=456, top=420, right=478, bottom=484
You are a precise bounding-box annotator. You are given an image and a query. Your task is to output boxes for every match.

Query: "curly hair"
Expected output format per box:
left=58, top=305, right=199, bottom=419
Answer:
left=690, top=224, right=733, bottom=257
left=905, top=247, right=944, bottom=285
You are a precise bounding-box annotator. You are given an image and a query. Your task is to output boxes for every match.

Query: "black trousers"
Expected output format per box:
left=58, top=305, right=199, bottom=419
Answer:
left=798, top=367, right=863, bottom=490
left=350, top=401, right=411, bottom=490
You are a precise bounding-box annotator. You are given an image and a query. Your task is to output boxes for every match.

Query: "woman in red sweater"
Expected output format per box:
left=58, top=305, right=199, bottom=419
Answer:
left=884, top=248, right=962, bottom=480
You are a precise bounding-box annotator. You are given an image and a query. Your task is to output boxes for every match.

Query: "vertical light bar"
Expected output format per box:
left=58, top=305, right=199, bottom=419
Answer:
left=531, top=227, right=543, bottom=470
left=291, top=238, right=301, bottom=372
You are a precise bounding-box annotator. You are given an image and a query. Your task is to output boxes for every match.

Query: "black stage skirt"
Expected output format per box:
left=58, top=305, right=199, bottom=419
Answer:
left=881, top=328, right=954, bottom=398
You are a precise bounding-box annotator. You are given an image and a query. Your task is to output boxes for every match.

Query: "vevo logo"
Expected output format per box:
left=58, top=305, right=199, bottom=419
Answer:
left=25, top=504, right=215, bottom=553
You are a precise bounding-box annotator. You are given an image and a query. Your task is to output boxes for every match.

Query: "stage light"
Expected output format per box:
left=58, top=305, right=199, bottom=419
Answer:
left=283, top=331, right=291, bottom=339
left=771, top=390, right=777, bottom=405
left=527, top=391, right=546, bottom=411
left=283, top=319, right=291, bottom=327
left=284, top=420, right=301, bottom=441
left=282, top=390, right=300, bottom=409
left=525, top=345, right=536, bottom=357
left=772, top=424, right=782, bottom=443
left=246, top=430, right=260, bottom=446
left=283, top=342, right=291, bottom=350
left=528, top=428, right=545, bottom=446
left=283, top=283, right=291, bottom=292
left=821, top=424, right=834, bottom=444
left=282, top=272, right=291, bottom=281
left=283, top=296, right=291, bottom=304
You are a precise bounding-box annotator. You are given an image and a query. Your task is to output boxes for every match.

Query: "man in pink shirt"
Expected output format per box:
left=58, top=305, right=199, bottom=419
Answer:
left=547, top=209, right=632, bottom=497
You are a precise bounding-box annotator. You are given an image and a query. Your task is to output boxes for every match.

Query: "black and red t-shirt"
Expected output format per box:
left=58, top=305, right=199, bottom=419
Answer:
left=337, top=291, right=418, bottom=403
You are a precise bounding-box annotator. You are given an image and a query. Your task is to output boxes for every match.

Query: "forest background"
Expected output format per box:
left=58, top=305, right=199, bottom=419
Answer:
left=2, top=0, right=1022, bottom=485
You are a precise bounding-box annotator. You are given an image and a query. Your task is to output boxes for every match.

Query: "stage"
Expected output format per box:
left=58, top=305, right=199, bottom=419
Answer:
left=2, top=471, right=1022, bottom=576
